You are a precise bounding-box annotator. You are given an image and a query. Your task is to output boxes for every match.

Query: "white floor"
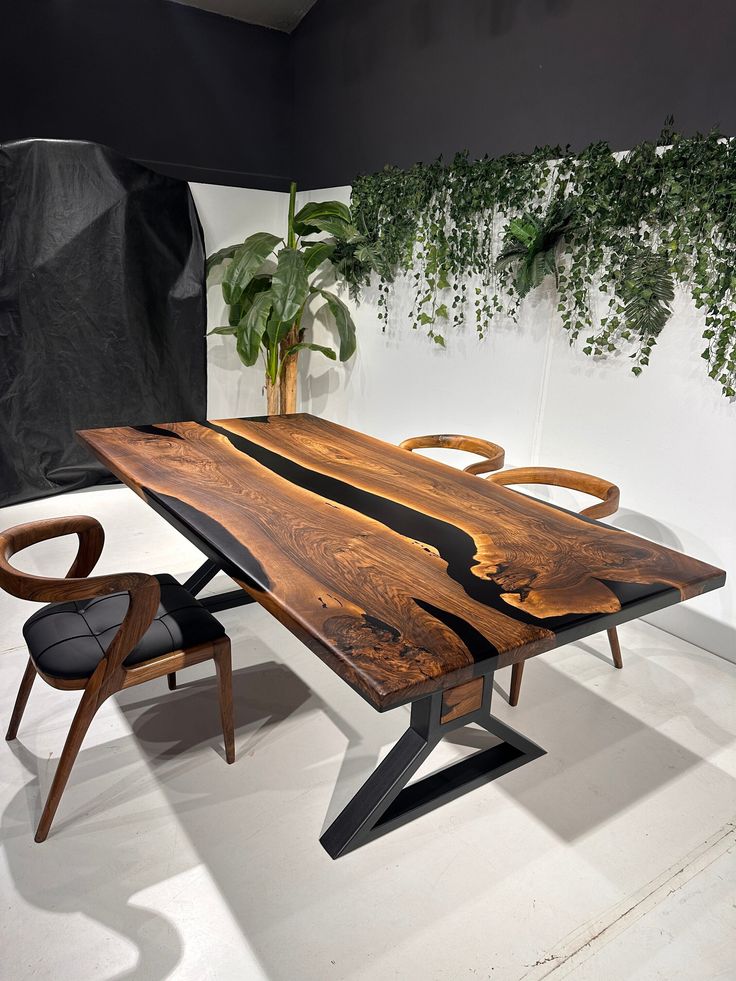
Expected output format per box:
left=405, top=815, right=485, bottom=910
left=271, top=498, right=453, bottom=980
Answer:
left=0, top=486, right=734, bottom=981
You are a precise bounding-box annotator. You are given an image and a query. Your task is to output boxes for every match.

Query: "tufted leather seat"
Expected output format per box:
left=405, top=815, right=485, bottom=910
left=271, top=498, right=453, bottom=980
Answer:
left=23, top=574, right=226, bottom=680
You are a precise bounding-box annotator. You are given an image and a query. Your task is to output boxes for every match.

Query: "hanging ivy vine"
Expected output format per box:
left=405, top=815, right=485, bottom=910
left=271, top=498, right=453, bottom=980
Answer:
left=345, top=123, right=736, bottom=397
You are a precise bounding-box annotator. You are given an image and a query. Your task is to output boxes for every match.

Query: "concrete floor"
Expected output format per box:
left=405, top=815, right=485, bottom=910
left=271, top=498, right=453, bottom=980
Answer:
left=0, top=485, right=734, bottom=981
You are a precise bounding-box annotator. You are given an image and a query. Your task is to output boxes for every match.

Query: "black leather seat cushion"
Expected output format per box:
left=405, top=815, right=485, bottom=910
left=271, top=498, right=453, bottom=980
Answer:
left=23, top=574, right=226, bottom=680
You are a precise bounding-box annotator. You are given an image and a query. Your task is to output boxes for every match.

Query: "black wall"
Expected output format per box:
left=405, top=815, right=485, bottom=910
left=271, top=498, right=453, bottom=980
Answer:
left=292, top=0, right=736, bottom=188
left=0, top=0, right=293, bottom=189
left=3, top=1, right=736, bottom=191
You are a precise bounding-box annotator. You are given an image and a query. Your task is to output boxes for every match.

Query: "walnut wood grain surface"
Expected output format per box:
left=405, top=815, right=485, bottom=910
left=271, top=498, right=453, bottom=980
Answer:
left=77, top=415, right=725, bottom=711
left=441, top=678, right=484, bottom=723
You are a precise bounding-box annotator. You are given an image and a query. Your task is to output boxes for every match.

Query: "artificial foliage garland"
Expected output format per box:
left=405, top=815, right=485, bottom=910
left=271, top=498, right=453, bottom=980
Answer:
left=345, top=123, right=736, bottom=397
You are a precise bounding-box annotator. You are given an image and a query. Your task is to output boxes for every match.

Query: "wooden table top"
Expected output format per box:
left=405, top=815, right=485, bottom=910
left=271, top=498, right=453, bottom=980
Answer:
left=78, top=414, right=726, bottom=711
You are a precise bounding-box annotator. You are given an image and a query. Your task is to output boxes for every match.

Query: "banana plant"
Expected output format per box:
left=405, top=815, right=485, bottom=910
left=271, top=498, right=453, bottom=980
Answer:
left=496, top=198, right=575, bottom=298
left=208, top=182, right=379, bottom=414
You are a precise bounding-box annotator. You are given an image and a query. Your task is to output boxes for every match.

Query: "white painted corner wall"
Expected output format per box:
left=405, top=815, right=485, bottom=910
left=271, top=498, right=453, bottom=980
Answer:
left=190, top=181, right=735, bottom=663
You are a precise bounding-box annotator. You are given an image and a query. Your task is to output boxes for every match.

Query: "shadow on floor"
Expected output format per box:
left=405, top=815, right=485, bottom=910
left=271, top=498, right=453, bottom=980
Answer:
left=321, top=649, right=736, bottom=844
left=2, top=643, right=735, bottom=981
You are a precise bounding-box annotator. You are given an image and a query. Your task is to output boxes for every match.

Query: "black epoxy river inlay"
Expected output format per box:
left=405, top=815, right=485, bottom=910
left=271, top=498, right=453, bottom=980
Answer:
left=202, top=421, right=660, bottom=635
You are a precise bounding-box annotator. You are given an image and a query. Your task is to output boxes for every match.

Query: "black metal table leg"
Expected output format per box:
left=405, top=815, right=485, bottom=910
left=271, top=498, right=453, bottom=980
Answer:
left=183, top=558, right=256, bottom=613
left=320, top=673, right=545, bottom=859
left=184, top=559, right=220, bottom=595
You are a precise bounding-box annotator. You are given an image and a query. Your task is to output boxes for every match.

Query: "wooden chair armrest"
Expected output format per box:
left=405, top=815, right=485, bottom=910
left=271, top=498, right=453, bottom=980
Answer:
left=99, top=575, right=162, bottom=677
left=400, top=434, right=505, bottom=473
left=487, top=467, right=620, bottom=519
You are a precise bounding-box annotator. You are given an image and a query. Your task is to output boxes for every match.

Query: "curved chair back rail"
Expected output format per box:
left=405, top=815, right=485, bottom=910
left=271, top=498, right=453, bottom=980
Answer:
left=399, top=434, right=505, bottom=474
left=0, top=515, right=106, bottom=594
left=487, top=467, right=620, bottom=520
left=1, top=516, right=234, bottom=841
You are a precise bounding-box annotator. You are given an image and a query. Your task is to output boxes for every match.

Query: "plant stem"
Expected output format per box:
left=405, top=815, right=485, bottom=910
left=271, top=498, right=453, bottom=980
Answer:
left=280, top=310, right=303, bottom=414
left=265, top=376, right=280, bottom=415
left=287, top=181, right=297, bottom=249
left=279, top=182, right=300, bottom=414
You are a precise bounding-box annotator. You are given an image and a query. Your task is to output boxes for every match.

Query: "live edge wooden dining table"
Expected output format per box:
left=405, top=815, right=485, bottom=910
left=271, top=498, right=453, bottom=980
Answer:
left=78, top=414, right=726, bottom=858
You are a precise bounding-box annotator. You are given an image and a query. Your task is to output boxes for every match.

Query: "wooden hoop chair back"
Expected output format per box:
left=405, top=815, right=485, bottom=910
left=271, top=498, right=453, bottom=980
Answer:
left=487, top=467, right=620, bottom=520
left=400, top=434, right=505, bottom=474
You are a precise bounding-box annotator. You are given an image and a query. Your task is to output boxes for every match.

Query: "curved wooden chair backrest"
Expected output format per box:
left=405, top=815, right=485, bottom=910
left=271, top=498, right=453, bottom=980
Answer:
left=0, top=516, right=106, bottom=600
left=400, top=434, right=505, bottom=474
left=0, top=516, right=160, bottom=678
left=487, top=467, right=620, bottom=519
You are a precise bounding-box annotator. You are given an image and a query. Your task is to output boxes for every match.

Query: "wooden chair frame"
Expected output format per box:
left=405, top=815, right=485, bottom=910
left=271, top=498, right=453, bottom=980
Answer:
left=486, top=468, right=623, bottom=705
left=399, top=434, right=505, bottom=474
left=1, top=515, right=234, bottom=842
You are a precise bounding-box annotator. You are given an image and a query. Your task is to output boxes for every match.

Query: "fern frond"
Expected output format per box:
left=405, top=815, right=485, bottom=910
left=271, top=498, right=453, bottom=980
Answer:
left=621, top=250, right=675, bottom=338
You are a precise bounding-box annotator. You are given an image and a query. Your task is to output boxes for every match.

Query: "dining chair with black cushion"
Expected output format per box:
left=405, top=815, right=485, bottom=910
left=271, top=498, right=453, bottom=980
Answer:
left=0, top=515, right=235, bottom=842
left=399, top=434, right=506, bottom=474
left=486, top=467, right=623, bottom=706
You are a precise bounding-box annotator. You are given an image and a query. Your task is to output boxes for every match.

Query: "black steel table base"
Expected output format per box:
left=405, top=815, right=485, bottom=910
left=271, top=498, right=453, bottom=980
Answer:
left=320, top=673, right=545, bottom=859
left=183, top=558, right=255, bottom=612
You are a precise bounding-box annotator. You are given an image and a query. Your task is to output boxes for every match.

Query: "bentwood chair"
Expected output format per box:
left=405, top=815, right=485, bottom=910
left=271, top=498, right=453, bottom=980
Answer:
left=0, top=515, right=235, bottom=842
left=399, top=434, right=506, bottom=474
left=486, top=467, right=623, bottom=706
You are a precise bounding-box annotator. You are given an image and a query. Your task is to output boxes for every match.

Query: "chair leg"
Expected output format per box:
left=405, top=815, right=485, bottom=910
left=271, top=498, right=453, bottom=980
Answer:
left=167, top=673, right=177, bottom=690
left=6, top=658, right=37, bottom=741
left=509, top=661, right=524, bottom=707
left=34, top=676, right=105, bottom=843
left=214, top=644, right=235, bottom=764
left=607, top=628, right=623, bottom=669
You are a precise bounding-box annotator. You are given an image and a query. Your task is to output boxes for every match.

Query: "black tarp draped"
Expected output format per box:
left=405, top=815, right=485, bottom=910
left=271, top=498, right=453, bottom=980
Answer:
left=0, top=139, right=207, bottom=506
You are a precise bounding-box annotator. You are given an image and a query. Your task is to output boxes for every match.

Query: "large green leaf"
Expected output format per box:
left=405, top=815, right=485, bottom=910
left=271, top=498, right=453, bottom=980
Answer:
left=293, top=200, right=351, bottom=236
left=223, top=232, right=281, bottom=304
left=271, top=248, right=309, bottom=323
left=207, top=325, right=237, bottom=336
left=305, top=216, right=362, bottom=242
left=235, top=274, right=272, bottom=324
left=206, top=244, right=241, bottom=280
left=227, top=296, right=244, bottom=326
left=315, top=288, right=357, bottom=361
left=236, top=291, right=273, bottom=366
left=265, top=316, right=294, bottom=348
left=303, top=240, right=336, bottom=274
left=284, top=342, right=337, bottom=361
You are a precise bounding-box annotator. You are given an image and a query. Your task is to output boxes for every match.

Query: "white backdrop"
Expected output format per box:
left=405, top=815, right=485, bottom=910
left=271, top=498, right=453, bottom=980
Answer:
left=190, top=182, right=735, bottom=662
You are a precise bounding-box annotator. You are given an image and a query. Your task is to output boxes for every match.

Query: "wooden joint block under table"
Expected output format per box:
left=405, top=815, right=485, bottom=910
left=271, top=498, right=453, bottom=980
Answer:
left=440, top=677, right=484, bottom=724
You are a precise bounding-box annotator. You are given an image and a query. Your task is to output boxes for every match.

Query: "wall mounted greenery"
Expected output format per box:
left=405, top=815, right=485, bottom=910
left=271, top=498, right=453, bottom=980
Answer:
left=346, top=123, right=736, bottom=397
